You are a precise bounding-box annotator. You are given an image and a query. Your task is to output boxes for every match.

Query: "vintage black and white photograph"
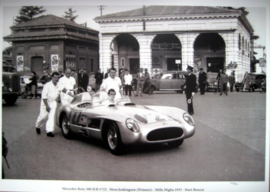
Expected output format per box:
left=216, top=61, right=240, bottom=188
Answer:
left=1, top=0, right=269, bottom=191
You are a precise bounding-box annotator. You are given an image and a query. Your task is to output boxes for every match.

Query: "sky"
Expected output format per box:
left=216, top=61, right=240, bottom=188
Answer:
left=0, top=1, right=267, bottom=59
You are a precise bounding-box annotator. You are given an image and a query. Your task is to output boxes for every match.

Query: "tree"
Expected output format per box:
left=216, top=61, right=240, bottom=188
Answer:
left=2, top=46, right=12, bottom=55
left=14, top=6, right=46, bottom=24
left=222, top=7, right=249, bottom=15
left=63, top=8, right=78, bottom=22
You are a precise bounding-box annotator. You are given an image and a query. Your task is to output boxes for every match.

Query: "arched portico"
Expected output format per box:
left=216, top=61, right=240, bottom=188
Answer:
left=194, top=33, right=226, bottom=72
left=151, top=34, right=182, bottom=73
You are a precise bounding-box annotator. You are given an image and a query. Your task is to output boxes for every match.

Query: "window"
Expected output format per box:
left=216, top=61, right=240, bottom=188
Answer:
left=238, top=34, right=241, bottom=49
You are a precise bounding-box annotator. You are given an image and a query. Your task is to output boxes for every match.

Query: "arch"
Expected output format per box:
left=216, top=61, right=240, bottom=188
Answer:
left=110, top=33, right=140, bottom=74
left=194, top=33, right=226, bottom=72
left=151, top=34, right=182, bottom=72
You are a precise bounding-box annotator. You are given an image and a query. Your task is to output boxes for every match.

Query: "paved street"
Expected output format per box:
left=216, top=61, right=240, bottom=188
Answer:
left=2, top=90, right=266, bottom=181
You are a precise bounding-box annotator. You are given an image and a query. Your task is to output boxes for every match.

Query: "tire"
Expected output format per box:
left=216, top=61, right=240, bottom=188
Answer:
left=167, top=139, right=184, bottom=148
left=21, top=92, right=27, bottom=99
left=61, top=114, right=73, bottom=139
left=149, top=86, right=154, bottom=94
left=106, top=122, right=124, bottom=155
left=4, top=95, right=18, bottom=105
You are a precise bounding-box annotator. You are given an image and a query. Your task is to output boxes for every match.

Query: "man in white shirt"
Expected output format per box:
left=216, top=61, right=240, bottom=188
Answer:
left=100, top=68, right=122, bottom=100
left=58, top=68, right=77, bottom=105
left=35, top=72, right=61, bottom=137
left=123, top=69, right=133, bottom=96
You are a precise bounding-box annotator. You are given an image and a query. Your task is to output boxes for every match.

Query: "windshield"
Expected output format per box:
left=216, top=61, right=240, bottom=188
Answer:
left=92, top=91, right=131, bottom=105
left=71, top=92, right=92, bottom=104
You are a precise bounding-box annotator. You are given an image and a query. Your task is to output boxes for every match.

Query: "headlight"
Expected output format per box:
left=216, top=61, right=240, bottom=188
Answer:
left=126, top=118, right=140, bottom=133
left=183, top=112, right=195, bottom=126
left=8, top=87, right=13, bottom=92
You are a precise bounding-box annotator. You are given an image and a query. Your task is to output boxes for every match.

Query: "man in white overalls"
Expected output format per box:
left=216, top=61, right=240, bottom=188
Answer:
left=35, top=72, right=61, bottom=137
left=57, top=68, right=77, bottom=106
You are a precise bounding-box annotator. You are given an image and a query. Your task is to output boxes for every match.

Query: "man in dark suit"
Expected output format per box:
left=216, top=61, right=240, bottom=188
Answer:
left=94, top=68, right=103, bottom=92
left=198, top=67, right=207, bottom=95
left=78, top=69, right=89, bottom=93
left=181, top=66, right=197, bottom=115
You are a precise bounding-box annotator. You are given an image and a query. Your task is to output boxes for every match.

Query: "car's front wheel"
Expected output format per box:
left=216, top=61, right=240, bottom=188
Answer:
left=61, top=114, right=73, bottom=139
left=168, top=139, right=184, bottom=148
left=4, top=95, right=18, bottom=105
left=106, top=122, right=124, bottom=155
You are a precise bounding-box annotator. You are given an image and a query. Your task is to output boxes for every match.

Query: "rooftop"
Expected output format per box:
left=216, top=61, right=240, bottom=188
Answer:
left=94, top=6, right=242, bottom=20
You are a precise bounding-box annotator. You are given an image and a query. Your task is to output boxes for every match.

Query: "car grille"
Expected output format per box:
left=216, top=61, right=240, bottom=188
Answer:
left=147, top=127, right=183, bottom=141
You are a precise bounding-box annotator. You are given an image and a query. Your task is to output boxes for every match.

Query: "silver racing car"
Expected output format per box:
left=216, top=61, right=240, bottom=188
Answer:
left=56, top=92, right=195, bottom=155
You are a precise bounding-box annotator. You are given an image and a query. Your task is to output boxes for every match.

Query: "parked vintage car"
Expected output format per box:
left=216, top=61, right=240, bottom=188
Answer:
left=206, top=72, right=218, bottom=92
left=235, top=73, right=266, bottom=92
left=2, top=71, right=21, bottom=105
left=56, top=92, right=195, bottom=155
left=150, top=72, right=187, bottom=93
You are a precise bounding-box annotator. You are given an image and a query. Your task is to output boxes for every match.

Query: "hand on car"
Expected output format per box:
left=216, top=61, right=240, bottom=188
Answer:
left=46, top=106, right=51, bottom=112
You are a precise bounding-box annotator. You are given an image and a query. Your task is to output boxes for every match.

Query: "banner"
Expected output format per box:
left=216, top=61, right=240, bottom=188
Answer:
left=51, top=54, right=59, bottom=72
left=16, top=55, right=24, bottom=72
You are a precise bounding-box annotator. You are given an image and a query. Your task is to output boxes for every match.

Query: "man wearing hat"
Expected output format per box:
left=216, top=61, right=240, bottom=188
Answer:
left=198, top=67, right=207, bottom=95
left=181, top=66, right=197, bottom=115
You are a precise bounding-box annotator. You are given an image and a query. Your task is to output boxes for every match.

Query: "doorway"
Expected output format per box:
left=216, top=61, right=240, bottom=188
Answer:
left=129, top=58, right=140, bottom=74
left=31, top=56, right=43, bottom=77
left=167, top=58, right=182, bottom=71
left=206, top=57, right=224, bottom=72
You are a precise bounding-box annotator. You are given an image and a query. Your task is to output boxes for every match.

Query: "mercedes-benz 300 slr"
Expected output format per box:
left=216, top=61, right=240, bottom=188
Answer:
left=56, top=92, right=195, bottom=155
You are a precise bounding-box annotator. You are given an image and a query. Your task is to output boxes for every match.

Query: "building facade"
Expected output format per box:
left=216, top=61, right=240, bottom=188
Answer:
left=94, top=6, right=254, bottom=81
left=4, top=14, right=99, bottom=77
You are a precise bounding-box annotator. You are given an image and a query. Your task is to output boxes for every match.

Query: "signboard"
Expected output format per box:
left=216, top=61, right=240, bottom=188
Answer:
left=16, top=55, right=24, bottom=72
left=175, top=59, right=181, bottom=64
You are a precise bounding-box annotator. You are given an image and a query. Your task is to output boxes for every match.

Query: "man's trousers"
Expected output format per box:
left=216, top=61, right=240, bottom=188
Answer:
left=185, top=91, right=194, bottom=115
left=35, top=100, right=57, bottom=133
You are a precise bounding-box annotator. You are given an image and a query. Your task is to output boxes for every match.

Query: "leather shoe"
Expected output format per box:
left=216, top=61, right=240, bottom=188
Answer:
left=47, top=132, right=54, bottom=137
left=36, top=128, right=40, bottom=134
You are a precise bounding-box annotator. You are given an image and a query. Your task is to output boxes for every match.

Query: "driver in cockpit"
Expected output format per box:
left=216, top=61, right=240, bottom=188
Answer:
left=101, top=89, right=116, bottom=105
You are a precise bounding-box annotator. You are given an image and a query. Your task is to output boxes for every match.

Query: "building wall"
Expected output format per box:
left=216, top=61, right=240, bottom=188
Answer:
left=12, top=40, right=99, bottom=76
left=98, top=17, right=239, bottom=33
left=64, top=41, right=99, bottom=74
left=12, top=40, right=64, bottom=76
left=98, top=15, right=252, bottom=80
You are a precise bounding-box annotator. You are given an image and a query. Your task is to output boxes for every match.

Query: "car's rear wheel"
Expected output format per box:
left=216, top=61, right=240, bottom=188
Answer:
left=106, top=122, right=124, bottom=155
left=61, top=114, right=73, bottom=139
left=167, top=139, right=184, bottom=148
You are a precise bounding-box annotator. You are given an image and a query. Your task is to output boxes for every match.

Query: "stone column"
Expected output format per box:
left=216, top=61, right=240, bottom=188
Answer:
left=176, top=33, right=199, bottom=70
left=99, top=34, right=116, bottom=74
left=219, top=31, right=249, bottom=81
left=134, top=34, right=155, bottom=70
left=219, top=31, right=239, bottom=68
